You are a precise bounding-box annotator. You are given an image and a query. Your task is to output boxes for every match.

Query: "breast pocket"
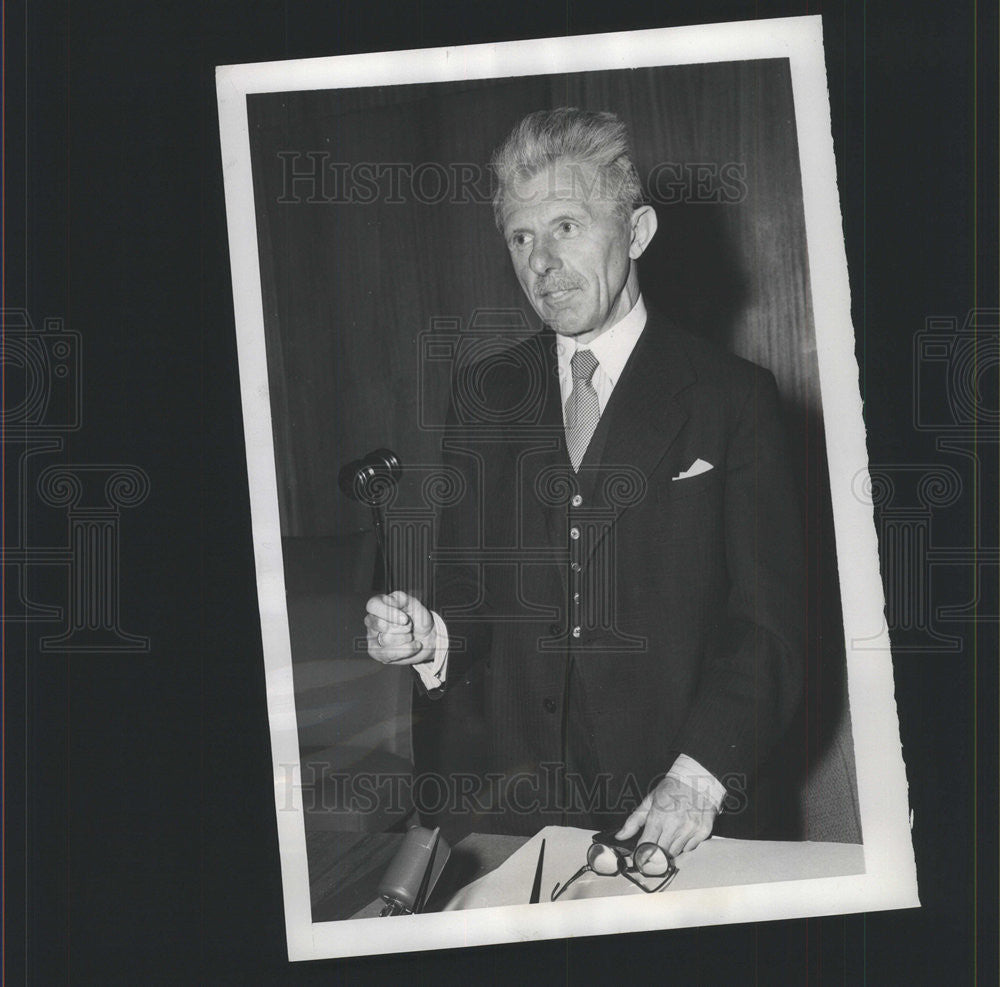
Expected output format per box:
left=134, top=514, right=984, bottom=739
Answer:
left=637, top=465, right=724, bottom=560
left=658, top=464, right=723, bottom=501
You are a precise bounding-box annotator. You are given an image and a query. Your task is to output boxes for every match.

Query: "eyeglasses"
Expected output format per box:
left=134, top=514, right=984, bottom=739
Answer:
left=550, top=833, right=678, bottom=901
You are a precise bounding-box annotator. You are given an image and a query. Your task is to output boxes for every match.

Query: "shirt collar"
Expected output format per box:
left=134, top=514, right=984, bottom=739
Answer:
left=556, top=295, right=648, bottom=385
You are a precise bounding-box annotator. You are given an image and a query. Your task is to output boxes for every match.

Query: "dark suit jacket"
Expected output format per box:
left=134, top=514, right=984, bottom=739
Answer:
left=413, top=308, right=805, bottom=839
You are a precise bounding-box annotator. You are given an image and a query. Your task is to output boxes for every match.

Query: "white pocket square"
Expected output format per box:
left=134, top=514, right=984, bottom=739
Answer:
left=672, top=458, right=714, bottom=481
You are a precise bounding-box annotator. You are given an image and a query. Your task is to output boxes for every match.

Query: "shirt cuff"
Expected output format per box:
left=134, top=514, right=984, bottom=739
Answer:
left=412, top=610, right=449, bottom=690
left=667, top=753, right=727, bottom=812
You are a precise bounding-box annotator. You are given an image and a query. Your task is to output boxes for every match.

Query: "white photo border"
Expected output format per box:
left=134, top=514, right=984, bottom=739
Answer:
left=216, top=14, right=918, bottom=962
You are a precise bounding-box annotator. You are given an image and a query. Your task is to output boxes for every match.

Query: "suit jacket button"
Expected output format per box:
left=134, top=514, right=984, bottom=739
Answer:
left=543, top=698, right=557, bottom=713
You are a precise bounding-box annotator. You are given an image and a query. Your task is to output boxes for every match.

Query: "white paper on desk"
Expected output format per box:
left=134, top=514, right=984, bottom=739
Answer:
left=443, top=826, right=866, bottom=911
left=443, top=827, right=594, bottom=910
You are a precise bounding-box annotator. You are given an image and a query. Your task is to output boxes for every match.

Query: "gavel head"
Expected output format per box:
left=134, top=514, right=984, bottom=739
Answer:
left=338, top=448, right=402, bottom=506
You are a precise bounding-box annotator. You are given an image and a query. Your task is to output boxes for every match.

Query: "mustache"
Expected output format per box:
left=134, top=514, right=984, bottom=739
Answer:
left=534, top=277, right=583, bottom=297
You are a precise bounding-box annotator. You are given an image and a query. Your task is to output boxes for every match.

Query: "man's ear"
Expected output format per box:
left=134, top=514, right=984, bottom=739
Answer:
left=627, top=205, right=658, bottom=260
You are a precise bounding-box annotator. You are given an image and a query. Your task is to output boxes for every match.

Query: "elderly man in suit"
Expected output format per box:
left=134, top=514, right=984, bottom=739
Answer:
left=365, top=108, right=805, bottom=858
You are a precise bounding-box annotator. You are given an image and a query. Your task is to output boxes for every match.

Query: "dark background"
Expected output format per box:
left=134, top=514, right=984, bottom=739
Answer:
left=7, top=1, right=997, bottom=983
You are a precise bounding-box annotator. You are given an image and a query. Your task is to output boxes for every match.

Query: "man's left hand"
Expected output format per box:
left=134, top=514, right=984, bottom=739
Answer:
left=615, top=774, right=719, bottom=858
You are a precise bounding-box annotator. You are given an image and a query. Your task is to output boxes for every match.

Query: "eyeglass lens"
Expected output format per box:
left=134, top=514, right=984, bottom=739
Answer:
left=633, top=842, right=670, bottom=876
left=586, top=844, right=624, bottom=876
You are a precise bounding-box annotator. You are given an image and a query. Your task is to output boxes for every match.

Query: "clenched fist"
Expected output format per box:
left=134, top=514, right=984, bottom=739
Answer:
left=364, top=591, right=437, bottom=666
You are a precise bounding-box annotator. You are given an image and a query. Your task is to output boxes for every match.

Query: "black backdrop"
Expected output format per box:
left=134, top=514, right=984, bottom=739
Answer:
left=8, top=1, right=997, bottom=983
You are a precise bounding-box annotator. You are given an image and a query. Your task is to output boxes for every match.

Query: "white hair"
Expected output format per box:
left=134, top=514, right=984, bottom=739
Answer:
left=490, top=107, right=643, bottom=229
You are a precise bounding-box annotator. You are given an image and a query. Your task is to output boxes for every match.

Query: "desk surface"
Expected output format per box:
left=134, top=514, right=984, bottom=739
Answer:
left=446, top=827, right=866, bottom=910
left=308, top=827, right=865, bottom=922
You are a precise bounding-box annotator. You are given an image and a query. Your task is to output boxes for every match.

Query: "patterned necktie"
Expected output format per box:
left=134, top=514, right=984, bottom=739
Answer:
left=565, top=348, right=601, bottom=471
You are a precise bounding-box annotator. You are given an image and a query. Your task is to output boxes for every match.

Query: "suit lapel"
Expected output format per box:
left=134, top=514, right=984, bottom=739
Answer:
left=578, top=312, right=696, bottom=559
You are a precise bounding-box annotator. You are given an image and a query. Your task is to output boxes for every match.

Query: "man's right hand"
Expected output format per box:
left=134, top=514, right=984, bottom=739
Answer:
left=365, top=591, right=436, bottom=666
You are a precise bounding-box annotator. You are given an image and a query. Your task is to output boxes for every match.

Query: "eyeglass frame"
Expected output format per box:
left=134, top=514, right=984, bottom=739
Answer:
left=550, top=830, right=678, bottom=902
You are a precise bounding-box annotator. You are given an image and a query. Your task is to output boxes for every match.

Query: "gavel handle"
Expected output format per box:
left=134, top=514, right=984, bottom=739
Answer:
left=371, top=504, right=395, bottom=593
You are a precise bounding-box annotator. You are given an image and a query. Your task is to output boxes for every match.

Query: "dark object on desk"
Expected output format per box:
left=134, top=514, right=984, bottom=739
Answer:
left=411, top=829, right=442, bottom=914
left=378, top=826, right=451, bottom=916
left=528, top=838, right=546, bottom=904
left=308, top=832, right=526, bottom=921
left=338, top=448, right=402, bottom=591
left=592, top=827, right=641, bottom=855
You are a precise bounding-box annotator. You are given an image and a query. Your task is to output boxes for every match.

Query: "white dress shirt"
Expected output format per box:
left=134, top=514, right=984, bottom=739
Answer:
left=413, top=295, right=726, bottom=811
left=555, top=293, right=648, bottom=420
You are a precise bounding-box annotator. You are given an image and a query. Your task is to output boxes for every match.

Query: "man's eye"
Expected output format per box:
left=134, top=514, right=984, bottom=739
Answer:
left=558, top=221, right=578, bottom=235
left=509, top=233, right=531, bottom=249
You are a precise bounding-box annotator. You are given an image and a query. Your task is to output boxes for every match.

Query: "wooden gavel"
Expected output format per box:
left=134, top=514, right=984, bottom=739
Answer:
left=337, top=448, right=402, bottom=591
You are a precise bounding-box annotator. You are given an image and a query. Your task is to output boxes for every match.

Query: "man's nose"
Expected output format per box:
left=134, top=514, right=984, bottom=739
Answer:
left=528, top=237, right=562, bottom=275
